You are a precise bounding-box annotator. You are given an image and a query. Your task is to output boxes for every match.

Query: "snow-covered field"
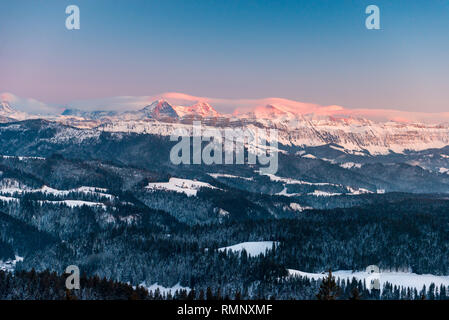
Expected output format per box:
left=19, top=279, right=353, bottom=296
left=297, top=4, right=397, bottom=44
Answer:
left=0, top=179, right=113, bottom=200
left=37, top=200, right=107, bottom=210
left=146, top=177, right=217, bottom=196
left=0, top=256, right=23, bottom=272
left=261, top=173, right=338, bottom=187
left=288, top=269, right=449, bottom=291
left=208, top=173, right=254, bottom=181
left=0, top=179, right=113, bottom=209
left=0, top=155, right=45, bottom=161
left=141, top=283, right=191, bottom=295
left=340, top=162, right=362, bottom=169
left=261, top=173, right=373, bottom=196
left=288, top=203, right=313, bottom=212
left=218, top=241, right=278, bottom=257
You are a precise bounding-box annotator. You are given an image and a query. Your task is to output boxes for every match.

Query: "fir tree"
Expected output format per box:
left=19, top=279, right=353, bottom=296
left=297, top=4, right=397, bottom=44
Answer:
left=316, top=269, right=340, bottom=300
left=349, top=287, right=361, bottom=300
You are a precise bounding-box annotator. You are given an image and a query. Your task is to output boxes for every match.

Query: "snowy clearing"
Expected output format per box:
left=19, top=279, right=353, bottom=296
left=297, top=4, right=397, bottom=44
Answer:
left=142, top=283, right=191, bottom=295
left=146, top=178, right=217, bottom=196
left=0, top=256, right=23, bottom=272
left=0, top=179, right=113, bottom=199
left=288, top=269, right=449, bottom=291
left=208, top=173, right=254, bottom=181
left=218, top=241, right=278, bottom=257
left=340, top=162, right=362, bottom=169
left=37, top=200, right=107, bottom=210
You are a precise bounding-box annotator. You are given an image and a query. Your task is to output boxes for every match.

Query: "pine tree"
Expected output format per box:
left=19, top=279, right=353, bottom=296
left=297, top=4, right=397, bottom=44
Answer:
left=206, top=287, right=213, bottom=300
left=65, top=289, right=78, bottom=300
left=316, top=269, right=340, bottom=300
left=349, top=287, right=361, bottom=300
left=235, top=291, right=241, bottom=300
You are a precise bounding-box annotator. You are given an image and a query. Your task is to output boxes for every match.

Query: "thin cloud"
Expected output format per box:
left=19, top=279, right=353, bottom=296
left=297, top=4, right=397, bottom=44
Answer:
left=2, top=92, right=449, bottom=124
left=0, top=92, right=61, bottom=115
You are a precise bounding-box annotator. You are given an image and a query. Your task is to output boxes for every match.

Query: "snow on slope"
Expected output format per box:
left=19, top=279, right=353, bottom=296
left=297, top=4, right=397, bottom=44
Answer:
left=0, top=179, right=112, bottom=209
left=37, top=200, right=107, bottom=210
left=289, top=203, right=313, bottom=212
left=0, top=155, right=45, bottom=161
left=87, top=114, right=449, bottom=155
left=0, top=179, right=114, bottom=199
left=146, top=178, right=217, bottom=196
left=261, top=173, right=338, bottom=187
left=288, top=269, right=449, bottom=291
left=0, top=101, right=30, bottom=121
left=141, top=283, right=191, bottom=295
left=218, top=241, right=278, bottom=257
left=0, top=195, right=19, bottom=203
left=262, top=173, right=372, bottom=196
left=208, top=173, right=254, bottom=181
left=3, top=95, right=449, bottom=156
left=173, top=102, right=219, bottom=118
left=340, top=162, right=362, bottom=169
left=0, top=256, right=23, bottom=272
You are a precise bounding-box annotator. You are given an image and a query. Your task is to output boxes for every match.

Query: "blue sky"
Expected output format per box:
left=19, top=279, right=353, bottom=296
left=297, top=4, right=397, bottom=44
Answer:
left=0, top=0, right=448, bottom=113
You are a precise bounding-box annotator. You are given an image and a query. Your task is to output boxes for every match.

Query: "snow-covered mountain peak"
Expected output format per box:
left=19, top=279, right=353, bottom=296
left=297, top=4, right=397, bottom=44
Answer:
left=235, top=103, right=299, bottom=121
left=173, top=101, right=220, bottom=118
left=141, top=100, right=178, bottom=119
left=0, top=101, right=14, bottom=114
left=0, top=100, right=30, bottom=121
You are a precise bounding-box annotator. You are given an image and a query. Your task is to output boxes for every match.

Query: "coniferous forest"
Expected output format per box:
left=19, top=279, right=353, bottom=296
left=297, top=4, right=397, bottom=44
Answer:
left=0, top=122, right=448, bottom=300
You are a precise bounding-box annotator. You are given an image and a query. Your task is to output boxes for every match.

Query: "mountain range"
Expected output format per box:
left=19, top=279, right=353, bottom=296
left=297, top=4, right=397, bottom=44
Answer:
left=1, top=95, right=449, bottom=180
left=1, top=94, right=449, bottom=299
left=1, top=97, right=449, bottom=156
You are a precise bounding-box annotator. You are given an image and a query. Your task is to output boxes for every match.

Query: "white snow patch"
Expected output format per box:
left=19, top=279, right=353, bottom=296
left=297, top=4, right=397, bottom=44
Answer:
left=0, top=256, right=23, bottom=272
left=0, top=195, right=19, bottom=203
left=218, top=241, right=278, bottom=257
left=340, top=162, right=362, bottom=169
left=218, top=208, right=230, bottom=217
left=142, top=283, right=191, bottom=295
left=308, top=190, right=342, bottom=197
left=345, top=186, right=373, bottom=195
left=329, top=145, right=346, bottom=152
left=37, top=200, right=107, bottom=210
left=208, top=173, right=253, bottom=181
left=146, top=178, right=217, bottom=196
left=0, top=180, right=113, bottom=199
left=276, top=187, right=301, bottom=197
left=261, top=173, right=338, bottom=187
left=0, top=155, right=45, bottom=161
left=289, top=203, right=313, bottom=212
left=288, top=269, right=449, bottom=291
left=302, top=154, right=316, bottom=159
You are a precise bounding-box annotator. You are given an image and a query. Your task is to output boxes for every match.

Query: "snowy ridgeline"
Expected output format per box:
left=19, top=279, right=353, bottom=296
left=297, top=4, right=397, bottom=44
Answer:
left=288, top=269, right=449, bottom=291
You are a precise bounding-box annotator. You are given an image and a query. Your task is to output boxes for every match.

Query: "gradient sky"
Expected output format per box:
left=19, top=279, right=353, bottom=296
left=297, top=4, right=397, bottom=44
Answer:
left=1, top=0, right=449, bottom=113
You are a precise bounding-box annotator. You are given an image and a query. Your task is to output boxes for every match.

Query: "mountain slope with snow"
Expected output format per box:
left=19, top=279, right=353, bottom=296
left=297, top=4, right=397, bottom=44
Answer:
left=2, top=96, right=449, bottom=156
